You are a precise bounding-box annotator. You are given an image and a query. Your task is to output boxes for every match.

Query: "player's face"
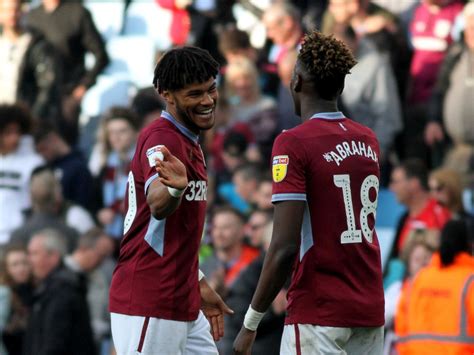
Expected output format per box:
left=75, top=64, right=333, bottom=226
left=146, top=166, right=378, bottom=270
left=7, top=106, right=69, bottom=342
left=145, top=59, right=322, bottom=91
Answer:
left=164, top=77, right=218, bottom=134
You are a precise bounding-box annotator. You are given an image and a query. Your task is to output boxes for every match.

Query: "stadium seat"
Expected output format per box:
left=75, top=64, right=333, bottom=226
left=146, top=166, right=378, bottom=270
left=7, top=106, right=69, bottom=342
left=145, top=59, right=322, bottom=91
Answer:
left=85, top=1, right=125, bottom=41
left=104, top=35, right=157, bottom=88
left=123, top=0, right=172, bottom=50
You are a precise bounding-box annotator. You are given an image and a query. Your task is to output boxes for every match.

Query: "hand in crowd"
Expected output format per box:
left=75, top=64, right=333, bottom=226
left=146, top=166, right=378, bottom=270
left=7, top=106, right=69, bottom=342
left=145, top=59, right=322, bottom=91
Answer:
left=424, top=122, right=445, bottom=146
left=97, top=208, right=116, bottom=226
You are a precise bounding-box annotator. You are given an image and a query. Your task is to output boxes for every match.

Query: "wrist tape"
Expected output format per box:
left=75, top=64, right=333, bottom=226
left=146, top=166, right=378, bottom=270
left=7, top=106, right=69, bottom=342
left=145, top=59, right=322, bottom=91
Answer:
left=243, top=305, right=265, bottom=331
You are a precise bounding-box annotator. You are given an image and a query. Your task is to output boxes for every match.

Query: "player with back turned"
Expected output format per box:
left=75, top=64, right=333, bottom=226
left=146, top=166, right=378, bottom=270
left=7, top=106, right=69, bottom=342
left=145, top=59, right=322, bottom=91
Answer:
left=233, top=31, right=385, bottom=354
left=109, top=46, right=233, bottom=355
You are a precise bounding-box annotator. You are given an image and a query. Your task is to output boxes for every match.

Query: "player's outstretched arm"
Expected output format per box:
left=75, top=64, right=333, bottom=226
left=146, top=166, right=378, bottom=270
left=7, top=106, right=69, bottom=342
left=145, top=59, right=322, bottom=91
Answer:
left=233, top=200, right=304, bottom=355
left=200, top=277, right=234, bottom=341
left=147, top=146, right=188, bottom=219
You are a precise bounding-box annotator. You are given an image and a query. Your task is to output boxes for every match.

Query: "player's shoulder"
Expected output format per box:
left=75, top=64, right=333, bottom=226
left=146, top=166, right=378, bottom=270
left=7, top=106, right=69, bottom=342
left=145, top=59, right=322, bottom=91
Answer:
left=139, top=118, right=182, bottom=144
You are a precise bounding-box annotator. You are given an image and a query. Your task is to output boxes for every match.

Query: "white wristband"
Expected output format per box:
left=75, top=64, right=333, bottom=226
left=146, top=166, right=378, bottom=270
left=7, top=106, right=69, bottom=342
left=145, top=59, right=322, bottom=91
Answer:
left=167, top=186, right=185, bottom=198
left=198, top=269, right=205, bottom=281
left=243, top=305, right=265, bottom=331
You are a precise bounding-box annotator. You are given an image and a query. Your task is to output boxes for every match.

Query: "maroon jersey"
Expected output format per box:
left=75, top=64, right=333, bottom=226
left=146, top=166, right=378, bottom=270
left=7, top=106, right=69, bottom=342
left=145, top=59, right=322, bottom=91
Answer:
left=109, top=112, right=208, bottom=321
left=271, top=112, right=384, bottom=327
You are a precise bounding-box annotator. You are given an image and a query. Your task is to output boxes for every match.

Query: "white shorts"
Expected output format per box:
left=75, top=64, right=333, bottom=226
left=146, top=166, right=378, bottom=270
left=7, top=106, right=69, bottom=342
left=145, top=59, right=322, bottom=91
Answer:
left=280, top=324, right=384, bottom=355
left=111, top=311, right=218, bottom=355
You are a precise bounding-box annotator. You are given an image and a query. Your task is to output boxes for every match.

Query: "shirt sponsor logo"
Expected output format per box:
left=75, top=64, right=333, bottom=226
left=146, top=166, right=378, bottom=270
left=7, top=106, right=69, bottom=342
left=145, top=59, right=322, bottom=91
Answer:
left=272, top=155, right=289, bottom=183
left=146, top=145, right=164, bottom=167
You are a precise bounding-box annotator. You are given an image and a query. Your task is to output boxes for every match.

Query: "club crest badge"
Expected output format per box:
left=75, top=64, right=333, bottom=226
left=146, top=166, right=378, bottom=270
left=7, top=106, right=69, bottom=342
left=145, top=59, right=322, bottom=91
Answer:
left=272, top=155, right=289, bottom=183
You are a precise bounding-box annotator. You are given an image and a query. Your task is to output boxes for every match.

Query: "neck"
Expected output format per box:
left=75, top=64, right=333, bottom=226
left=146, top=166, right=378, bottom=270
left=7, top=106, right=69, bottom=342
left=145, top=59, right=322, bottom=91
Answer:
left=283, top=27, right=302, bottom=48
left=216, top=244, right=242, bottom=264
left=43, top=0, right=60, bottom=12
left=408, top=191, right=430, bottom=216
left=299, top=98, right=339, bottom=122
left=165, top=106, right=200, bottom=135
left=3, top=27, right=22, bottom=40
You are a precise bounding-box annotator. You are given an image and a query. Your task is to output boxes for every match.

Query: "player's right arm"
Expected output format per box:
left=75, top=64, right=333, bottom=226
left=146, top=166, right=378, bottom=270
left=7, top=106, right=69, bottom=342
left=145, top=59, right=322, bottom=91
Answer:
left=146, top=145, right=188, bottom=219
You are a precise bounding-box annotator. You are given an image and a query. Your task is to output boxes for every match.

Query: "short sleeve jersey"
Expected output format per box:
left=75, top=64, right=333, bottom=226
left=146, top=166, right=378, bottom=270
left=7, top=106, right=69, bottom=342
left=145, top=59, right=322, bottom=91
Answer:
left=271, top=112, right=384, bottom=327
left=109, top=112, right=207, bottom=321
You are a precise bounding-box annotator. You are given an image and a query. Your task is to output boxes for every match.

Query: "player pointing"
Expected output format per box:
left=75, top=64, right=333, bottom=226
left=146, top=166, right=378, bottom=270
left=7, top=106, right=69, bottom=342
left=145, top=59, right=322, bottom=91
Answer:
left=109, top=46, right=232, bottom=355
left=233, top=31, right=385, bottom=354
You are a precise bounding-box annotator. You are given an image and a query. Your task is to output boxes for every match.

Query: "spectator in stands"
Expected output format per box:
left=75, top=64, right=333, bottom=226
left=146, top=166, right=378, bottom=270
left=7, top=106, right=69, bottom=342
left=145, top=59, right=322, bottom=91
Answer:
left=384, top=228, right=439, bottom=351
left=262, top=2, right=303, bottom=68
left=24, top=229, right=96, bottom=355
left=91, top=107, right=139, bottom=240
left=0, top=268, right=10, bottom=355
left=225, top=58, right=278, bottom=160
left=0, top=0, right=61, bottom=122
left=334, top=24, right=402, bottom=179
left=245, top=209, right=272, bottom=249
left=10, top=167, right=83, bottom=253
left=33, top=123, right=95, bottom=212
left=395, top=219, right=474, bottom=355
left=425, top=2, right=474, bottom=176
left=389, top=159, right=451, bottom=257
left=129, top=87, right=165, bottom=128
left=403, top=0, right=463, bottom=164
left=232, top=162, right=263, bottom=212
left=1, top=245, right=34, bottom=355
left=201, top=207, right=260, bottom=298
left=276, top=49, right=300, bottom=130
left=26, top=0, right=109, bottom=145
left=63, top=228, right=114, bottom=348
left=254, top=175, right=273, bottom=211
left=0, top=104, right=43, bottom=246
left=220, top=222, right=286, bottom=355
left=429, top=168, right=468, bottom=218
left=217, top=27, right=280, bottom=97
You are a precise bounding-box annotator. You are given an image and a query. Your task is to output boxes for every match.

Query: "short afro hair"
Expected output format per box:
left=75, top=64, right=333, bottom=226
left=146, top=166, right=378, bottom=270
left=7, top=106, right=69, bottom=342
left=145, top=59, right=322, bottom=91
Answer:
left=152, top=46, right=219, bottom=93
left=0, top=103, right=32, bottom=134
left=298, top=31, right=357, bottom=100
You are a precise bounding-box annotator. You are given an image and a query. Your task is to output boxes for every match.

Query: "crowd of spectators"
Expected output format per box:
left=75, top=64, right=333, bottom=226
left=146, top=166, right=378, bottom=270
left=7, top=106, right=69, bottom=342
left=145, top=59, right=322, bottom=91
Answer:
left=0, top=0, right=473, bottom=354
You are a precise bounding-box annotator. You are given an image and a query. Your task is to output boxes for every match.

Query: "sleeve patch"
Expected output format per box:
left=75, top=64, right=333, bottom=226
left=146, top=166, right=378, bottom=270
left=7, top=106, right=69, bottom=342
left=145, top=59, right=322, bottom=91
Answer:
left=146, top=145, right=164, bottom=167
left=272, top=155, right=289, bottom=183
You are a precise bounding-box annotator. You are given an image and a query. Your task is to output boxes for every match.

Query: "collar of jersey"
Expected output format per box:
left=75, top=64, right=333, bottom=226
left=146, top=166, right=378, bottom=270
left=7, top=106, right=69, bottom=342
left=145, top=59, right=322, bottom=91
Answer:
left=310, top=112, right=345, bottom=120
left=161, top=111, right=199, bottom=144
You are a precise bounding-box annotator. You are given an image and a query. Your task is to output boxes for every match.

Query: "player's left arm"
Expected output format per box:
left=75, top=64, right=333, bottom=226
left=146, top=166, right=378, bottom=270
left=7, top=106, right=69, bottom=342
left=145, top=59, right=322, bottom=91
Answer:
left=233, top=199, right=304, bottom=354
left=199, top=275, right=234, bottom=341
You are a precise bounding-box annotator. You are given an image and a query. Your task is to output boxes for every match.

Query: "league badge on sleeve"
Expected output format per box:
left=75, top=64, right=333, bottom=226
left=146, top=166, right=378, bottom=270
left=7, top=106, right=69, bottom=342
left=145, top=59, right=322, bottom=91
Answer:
left=146, top=145, right=164, bottom=167
left=272, top=155, right=289, bottom=183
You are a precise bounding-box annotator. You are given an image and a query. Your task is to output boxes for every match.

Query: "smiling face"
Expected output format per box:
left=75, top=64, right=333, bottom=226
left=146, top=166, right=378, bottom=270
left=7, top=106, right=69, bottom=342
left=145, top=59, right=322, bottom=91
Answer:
left=162, top=77, right=218, bottom=134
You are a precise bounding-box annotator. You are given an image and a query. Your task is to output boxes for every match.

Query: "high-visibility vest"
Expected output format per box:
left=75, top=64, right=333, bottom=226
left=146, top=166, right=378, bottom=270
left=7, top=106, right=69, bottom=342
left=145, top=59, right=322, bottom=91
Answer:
left=396, top=252, right=474, bottom=355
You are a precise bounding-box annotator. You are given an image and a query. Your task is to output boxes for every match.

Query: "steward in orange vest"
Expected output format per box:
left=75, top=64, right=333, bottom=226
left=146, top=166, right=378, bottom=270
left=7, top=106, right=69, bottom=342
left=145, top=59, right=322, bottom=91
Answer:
left=395, top=219, right=474, bottom=355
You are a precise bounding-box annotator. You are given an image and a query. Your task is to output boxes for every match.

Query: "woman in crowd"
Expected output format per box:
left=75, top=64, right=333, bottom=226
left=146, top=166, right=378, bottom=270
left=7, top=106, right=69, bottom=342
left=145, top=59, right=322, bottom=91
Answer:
left=1, top=245, right=34, bottom=355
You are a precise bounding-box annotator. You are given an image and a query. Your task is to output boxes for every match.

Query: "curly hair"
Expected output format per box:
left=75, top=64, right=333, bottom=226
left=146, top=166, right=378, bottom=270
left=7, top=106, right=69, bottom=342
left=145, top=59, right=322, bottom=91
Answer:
left=298, top=31, right=357, bottom=99
left=0, top=103, right=32, bottom=134
left=152, top=46, right=219, bottom=93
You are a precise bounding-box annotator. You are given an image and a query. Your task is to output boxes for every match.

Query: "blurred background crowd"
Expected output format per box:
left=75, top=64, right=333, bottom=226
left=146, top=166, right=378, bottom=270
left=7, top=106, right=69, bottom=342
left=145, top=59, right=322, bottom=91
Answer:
left=0, top=0, right=473, bottom=354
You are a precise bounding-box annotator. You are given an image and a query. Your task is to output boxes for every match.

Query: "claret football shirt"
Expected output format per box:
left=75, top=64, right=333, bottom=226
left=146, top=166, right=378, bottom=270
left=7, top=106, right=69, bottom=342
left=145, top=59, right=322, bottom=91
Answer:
left=109, top=111, right=207, bottom=321
left=271, top=112, right=384, bottom=327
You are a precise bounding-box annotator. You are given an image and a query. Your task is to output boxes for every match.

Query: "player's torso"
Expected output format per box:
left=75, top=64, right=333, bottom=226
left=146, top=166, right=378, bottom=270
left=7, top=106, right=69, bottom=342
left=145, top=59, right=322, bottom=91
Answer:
left=110, top=117, right=207, bottom=320
left=285, top=117, right=384, bottom=327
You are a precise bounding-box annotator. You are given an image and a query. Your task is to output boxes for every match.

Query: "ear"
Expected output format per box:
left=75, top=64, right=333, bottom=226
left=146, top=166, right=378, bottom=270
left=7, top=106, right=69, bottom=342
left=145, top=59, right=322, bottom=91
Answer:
left=292, top=73, right=303, bottom=93
left=161, top=90, right=174, bottom=105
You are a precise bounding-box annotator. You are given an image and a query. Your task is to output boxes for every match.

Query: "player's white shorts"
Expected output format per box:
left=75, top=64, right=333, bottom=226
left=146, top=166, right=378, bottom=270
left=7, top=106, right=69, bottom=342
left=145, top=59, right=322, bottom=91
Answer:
left=280, top=324, right=383, bottom=355
left=111, top=311, right=218, bottom=355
